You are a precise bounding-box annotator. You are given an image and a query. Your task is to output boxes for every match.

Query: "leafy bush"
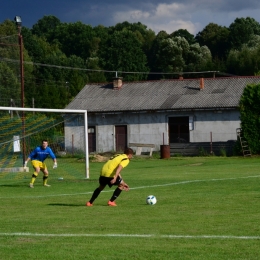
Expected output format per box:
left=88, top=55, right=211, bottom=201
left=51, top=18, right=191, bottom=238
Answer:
left=239, top=83, right=260, bottom=154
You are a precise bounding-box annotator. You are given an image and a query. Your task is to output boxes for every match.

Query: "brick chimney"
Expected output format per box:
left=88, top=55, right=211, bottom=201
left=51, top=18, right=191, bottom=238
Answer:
left=113, top=77, right=123, bottom=90
left=200, top=78, right=204, bottom=90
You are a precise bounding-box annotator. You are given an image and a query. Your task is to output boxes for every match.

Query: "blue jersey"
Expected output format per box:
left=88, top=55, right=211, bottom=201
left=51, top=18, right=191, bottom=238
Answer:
left=29, top=146, right=56, bottom=162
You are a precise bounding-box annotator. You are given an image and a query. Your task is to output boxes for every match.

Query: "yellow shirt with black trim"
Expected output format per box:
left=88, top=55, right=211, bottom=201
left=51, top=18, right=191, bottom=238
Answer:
left=101, top=154, right=130, bottom=177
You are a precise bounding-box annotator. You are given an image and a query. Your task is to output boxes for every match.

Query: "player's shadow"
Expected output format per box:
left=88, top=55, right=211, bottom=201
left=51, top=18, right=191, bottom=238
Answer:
left=48, top=203, right=83, bottom=207
left=0, top=184, right=27, bottom=187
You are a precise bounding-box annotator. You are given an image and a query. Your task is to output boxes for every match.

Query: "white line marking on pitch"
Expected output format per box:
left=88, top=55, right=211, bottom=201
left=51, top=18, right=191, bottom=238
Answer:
left=0, top=175, right=259, bottom=199
left=0, top=232, right=259, bottom=240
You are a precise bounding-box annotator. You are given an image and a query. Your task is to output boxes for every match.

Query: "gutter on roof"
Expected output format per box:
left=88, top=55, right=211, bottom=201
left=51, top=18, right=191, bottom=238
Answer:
left=88, top=107, right=238, bottom=115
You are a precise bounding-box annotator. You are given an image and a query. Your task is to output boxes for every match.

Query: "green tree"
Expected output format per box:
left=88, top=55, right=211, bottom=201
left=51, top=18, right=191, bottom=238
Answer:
left=110, top=21, right=156, bottom=56
left=229, top=17, right=260, bottom=50
left=22, top=27, right=47, bottom=62
left=171, top=29, right=196, bottom=45
left=195, top=23, right=230, bottom=60
left=65, top=55, right=89, bottom=97
left=51, top=22, right=95, bottom=60
left=239, top=83, right=260, bottom=154
left=32, top=15, right=61, bottom=38
left=0, top=63, right=19, bottom=106
left=155, top=36, right=212, bottom=76
left=185, top=43, right=212, bottom=72
left=226, top=43, right=260, bottom=75
left=86, top=57, right=106, bottom=83
left=0, top=20, right=33, bottom=107
left=22, top=29, right=88, bottom=108
left=156, top=37, right=188, bottom=74
left=99, top=30, right=149, bottom=81
left=147, top=30, right=169, bottom=79
left=31, top=49, right=88, bottom=108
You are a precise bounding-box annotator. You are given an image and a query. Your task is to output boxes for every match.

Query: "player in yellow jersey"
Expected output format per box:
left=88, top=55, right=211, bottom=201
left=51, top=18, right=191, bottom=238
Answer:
left=86, top=147, right=134, bottom=206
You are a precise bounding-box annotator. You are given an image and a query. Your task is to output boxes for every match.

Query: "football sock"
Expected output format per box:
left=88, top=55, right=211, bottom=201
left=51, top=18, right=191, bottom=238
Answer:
left=43, top=175, right=48, bottom=185
left=89, top=188, right=101, bottom=203
left=110, top=187, right=122, bottom=202
left=30, top=172, right=38, bottom=184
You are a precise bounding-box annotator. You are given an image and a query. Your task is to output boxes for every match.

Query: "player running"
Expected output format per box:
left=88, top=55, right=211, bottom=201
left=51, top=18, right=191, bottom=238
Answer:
left=86, top=147, right=134, bottom=206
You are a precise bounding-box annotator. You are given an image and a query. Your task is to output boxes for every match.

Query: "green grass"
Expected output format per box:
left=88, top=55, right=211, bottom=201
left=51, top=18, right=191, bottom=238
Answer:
left=0, top=156, right=260, bottom=260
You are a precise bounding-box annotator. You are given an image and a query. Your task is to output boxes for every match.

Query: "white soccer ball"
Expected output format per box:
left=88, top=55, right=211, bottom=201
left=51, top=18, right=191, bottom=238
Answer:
left=146, top=195, right=157, bottom=205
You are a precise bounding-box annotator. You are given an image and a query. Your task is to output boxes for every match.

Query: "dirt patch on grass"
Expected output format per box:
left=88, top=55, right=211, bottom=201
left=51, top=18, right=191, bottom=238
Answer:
left=186, top=163, right=203, bottom=166
left=91, top=154, right=109, bottom=162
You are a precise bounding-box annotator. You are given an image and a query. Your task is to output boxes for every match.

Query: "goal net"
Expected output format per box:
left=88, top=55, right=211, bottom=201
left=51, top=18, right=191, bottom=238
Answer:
left=0, top=106, right=89, bottom=184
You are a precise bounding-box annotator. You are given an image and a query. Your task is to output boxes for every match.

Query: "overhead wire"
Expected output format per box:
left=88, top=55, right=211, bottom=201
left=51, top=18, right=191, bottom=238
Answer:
left=0, top=57, right=226, bottom=76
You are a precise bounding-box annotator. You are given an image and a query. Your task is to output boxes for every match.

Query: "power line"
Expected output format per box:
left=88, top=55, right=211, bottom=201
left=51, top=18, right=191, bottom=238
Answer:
left=0, top=57, right=224, bottom=76
left=0, top=34, right=17, bottom=39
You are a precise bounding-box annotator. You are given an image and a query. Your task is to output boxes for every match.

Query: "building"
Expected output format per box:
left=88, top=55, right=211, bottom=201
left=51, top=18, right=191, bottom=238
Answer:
left=65, top=76, right=260, bottom=155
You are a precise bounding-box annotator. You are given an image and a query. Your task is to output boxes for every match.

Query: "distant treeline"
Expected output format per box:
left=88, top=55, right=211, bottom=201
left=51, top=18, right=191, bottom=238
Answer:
left=0, top=15, right=260, bottom=108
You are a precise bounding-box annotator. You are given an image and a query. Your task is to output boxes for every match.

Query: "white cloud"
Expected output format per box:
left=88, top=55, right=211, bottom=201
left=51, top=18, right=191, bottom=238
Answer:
left=155, top=3, right=185, bottom=18
left=61, top=1, right=260, bottom=35
left=112, top=2, right=200, bottom=34
left=148, top=20, right=200, bottom=35
left=113, top=10, right=150, bottom=22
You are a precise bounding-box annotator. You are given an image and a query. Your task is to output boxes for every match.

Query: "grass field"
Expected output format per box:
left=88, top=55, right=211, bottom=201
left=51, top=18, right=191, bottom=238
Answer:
left=0, top=156, right=260, bottom=260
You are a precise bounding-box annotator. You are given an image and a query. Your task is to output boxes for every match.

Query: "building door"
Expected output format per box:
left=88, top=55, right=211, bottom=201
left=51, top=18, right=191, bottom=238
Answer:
left=169, top=117, right=189, bottom=143
left=115, top=125, right=127, bottom=152
left=88, top=126, right=96, bottom=152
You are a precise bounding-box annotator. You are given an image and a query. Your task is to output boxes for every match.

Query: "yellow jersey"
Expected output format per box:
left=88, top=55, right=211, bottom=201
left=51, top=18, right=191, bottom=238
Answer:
left=101, top=154, right=130, bottom=177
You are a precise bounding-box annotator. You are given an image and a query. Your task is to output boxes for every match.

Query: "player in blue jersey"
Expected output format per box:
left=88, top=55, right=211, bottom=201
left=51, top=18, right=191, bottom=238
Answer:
left=24, top=140, right=57, bottom=188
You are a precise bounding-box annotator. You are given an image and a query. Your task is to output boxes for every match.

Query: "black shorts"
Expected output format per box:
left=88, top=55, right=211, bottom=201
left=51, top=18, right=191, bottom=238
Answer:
left=99, top=176, right=122, bottom=188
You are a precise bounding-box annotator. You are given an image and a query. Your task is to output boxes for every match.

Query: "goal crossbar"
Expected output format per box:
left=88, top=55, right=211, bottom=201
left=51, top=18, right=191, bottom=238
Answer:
left=0, top=106, right=90, bottom=179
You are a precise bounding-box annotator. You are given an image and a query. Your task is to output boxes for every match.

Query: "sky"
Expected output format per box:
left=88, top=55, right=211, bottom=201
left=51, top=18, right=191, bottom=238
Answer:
left=1, top=0, right=260, bottom=35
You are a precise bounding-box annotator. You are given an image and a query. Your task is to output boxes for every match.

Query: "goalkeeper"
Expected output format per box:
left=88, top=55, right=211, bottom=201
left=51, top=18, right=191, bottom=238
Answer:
left=86, top=147, right=134, bottom=207
left=24, top=140, right=57, bottom=188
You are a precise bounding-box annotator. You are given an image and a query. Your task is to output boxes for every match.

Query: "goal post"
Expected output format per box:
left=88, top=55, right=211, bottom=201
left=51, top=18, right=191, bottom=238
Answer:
left=0, top=106, right=90, bottom=179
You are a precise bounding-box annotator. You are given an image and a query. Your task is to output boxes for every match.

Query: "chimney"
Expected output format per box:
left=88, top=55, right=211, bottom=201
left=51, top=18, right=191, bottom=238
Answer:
left=200, top=78, right=204, bottom=90
left=179, top=75, right=184, bottom=80
left=113, top=77, right=123, bottom=90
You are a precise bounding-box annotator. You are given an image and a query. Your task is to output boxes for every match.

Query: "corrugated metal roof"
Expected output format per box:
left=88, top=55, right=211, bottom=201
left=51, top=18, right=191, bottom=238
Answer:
left=65, top=76, right=260, bottom=112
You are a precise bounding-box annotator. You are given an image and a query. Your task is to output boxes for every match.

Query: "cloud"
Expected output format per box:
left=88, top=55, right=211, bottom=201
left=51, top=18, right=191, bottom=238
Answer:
left=9, top=0, right=259, bottom=35
left=112, top=2, right=201, bottom=34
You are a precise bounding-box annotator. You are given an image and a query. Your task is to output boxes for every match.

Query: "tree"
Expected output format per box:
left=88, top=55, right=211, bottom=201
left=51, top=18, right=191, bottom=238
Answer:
left=156, top=37, right=188, bottom=74
left=0, top=20, right=33, bottom=107
left=22, top=28, right=88, bottom=108
left=226, top=43, right=260, bottom=75
left=239, top=83, right=260, bottom=154
left=229, top=17, right=260, bottom=50
left=51, top=22, right=95, bottom=60
left=196, top=23, right=230, bottom=60
left=110, top=21, right=156, bottom=52
left=147, top=30, right=169, bottom=79
left=98, top=30, right=149, bottom=81
left=171, top=29, right=196, bottom=45
left=0, top=63, right=19, bottom=106
left=154, top=36, right=212, bottom=76
left=185, top=43, right=212, bottom=72
left=32, top=15, right=61, bottom=38
left=86, top=57, right=106, bottom=83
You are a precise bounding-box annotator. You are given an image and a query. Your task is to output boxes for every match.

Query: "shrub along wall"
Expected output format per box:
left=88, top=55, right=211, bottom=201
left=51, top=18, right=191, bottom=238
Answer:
left=239, top=83, right=260, bottom=154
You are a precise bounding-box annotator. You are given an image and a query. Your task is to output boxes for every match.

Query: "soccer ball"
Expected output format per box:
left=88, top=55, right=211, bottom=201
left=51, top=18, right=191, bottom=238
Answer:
left=146, top=195, right=157, bottom=205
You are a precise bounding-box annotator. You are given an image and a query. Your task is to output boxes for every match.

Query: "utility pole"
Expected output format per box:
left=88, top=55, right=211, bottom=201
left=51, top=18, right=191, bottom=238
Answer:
left=14, top=15, right=26, bottom=164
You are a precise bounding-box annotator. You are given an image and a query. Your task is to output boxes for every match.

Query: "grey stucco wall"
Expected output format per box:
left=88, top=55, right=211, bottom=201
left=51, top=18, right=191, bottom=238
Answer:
left=64, top=109, right=240, bottom=153
left=89, top=110, right=240, bottom=152
left=192, top=110, right=240, bottom=142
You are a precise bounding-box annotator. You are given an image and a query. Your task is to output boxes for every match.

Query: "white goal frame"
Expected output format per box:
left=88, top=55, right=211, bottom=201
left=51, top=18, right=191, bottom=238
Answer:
left=0, top=106, right=90, bottom=179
